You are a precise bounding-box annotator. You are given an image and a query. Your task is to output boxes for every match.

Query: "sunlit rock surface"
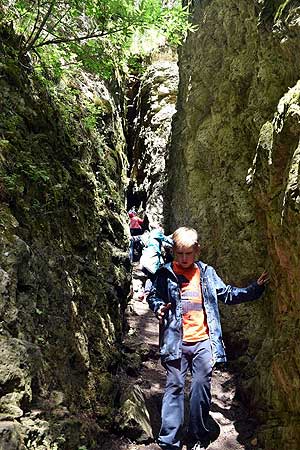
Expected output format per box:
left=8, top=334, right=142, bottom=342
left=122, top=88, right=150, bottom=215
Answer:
left=166, top=1, right=300, bottom=448
left=129, top=53, right=178, bottom=225
left=0, top=26, right=130, bottom=449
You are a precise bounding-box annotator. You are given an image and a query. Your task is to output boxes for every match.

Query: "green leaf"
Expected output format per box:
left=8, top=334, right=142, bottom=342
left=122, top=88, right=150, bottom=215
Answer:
left=1, top=0, right=193, bottom=77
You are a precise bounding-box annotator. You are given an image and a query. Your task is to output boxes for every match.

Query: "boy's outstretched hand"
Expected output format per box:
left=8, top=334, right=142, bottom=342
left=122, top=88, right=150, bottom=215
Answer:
left=157, top=303, right=171, bottom=321
left=257, top=271, right=269, bottom=285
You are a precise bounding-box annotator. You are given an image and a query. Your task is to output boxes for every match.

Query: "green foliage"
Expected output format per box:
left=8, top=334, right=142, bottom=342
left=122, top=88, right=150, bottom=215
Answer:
left=259, top=0, right=296, bottom=25
left=82, top=101, right=103, bottom=131
left=1, top=0, right=193, bottom=78
left=2, top=157, right=51, bottom=196
left=274, top=0, right=293, bottom=21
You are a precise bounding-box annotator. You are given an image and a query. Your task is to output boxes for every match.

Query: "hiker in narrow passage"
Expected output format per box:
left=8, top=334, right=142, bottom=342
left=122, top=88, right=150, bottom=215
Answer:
left=147, top=227, right=269, bottom=450
left=129, top=208, right=144, bottom=236
left=129, top=208, right=145, bottom=262
left=138, top=223, right=173, bottom=300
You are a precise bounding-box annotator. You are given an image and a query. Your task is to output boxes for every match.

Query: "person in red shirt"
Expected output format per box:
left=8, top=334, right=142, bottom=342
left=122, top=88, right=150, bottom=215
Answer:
left=129, top=210, right=144, bottom=236
left=128, top=209, right=144, bottom=262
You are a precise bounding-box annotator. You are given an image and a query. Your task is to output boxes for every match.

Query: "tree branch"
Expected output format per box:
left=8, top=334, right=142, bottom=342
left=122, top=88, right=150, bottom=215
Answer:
left=23, top=0, right=42, bottom=50
left=22, top=0, right=57, bottom=54
left=31, top=25, right=133, bottom=49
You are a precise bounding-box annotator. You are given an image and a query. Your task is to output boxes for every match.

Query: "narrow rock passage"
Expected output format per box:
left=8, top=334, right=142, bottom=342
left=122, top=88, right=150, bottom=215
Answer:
left=110, top=281, right=260, bottom=450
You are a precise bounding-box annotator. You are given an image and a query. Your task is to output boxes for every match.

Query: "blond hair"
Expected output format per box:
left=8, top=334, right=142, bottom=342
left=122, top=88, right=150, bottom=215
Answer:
left=172, top=227, right=199, bottom=249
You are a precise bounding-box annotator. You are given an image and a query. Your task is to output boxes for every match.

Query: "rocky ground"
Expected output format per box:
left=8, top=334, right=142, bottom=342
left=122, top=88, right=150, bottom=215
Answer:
left=100, top=267, right=262, bottom=450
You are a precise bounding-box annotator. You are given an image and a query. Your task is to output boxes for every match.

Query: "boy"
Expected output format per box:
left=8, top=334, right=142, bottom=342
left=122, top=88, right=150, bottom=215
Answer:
left=147, top=227, right=268, bottom=450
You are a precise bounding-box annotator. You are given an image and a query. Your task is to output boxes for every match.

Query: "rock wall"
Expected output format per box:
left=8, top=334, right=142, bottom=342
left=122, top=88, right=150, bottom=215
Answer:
left=166, top=1, right=300, bottom=449
left=129, top=51, right=178, bottom=225
left=0, top=26, right=130, bottom=449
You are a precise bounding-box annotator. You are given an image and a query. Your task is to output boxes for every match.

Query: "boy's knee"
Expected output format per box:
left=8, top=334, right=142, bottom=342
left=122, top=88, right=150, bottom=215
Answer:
left=166, top=381, right=185, bottom=394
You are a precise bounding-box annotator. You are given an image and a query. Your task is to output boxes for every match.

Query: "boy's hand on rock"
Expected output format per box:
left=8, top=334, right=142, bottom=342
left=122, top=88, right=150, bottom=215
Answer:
left=157, top=303, right=171, bottom=321
left=257, top=271, right=270, bottom=285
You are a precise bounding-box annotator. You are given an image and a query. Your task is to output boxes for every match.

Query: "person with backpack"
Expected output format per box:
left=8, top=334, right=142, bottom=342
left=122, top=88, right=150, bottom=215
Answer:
left=139, top=224, right=173, bottom=300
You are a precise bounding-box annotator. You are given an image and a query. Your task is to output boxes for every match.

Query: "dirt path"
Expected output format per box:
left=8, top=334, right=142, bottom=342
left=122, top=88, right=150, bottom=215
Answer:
left=100, top=268, right=259, bottom=450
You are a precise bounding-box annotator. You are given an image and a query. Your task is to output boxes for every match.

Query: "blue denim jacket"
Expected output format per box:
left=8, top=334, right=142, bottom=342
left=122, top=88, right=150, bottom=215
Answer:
left=147, top=261, right=265, bottom=364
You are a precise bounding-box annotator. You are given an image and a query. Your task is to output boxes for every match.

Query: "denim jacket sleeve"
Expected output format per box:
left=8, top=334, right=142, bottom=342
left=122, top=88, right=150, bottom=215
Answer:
left=211, top=267, right=265, bottom=305
left=147, top=269, right=169, bottom=314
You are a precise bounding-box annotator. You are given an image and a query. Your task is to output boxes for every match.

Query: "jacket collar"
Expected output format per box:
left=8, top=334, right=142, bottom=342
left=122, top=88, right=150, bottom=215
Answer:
left=196, top=261, right=208, bottom=272
left=162, top=260, right=208, bottom=278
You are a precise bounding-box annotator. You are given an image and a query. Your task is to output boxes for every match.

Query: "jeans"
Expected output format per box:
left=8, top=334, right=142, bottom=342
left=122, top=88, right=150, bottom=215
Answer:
left=129, top=230, right=143, bottom=262
left=158, top=339, right=212, bottom=449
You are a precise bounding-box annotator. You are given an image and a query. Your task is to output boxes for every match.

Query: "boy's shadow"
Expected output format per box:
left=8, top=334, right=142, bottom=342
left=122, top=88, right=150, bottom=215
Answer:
left=207, top=414, right=221, bottom=441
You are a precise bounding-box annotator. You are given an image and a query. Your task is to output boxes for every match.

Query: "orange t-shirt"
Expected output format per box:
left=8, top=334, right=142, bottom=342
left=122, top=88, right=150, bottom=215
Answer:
left=173, top=262, right=209, bottom=343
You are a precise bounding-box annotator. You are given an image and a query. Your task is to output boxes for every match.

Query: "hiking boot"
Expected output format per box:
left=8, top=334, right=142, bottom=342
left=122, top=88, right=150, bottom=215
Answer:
left=188, top=441, right=207, bottom=450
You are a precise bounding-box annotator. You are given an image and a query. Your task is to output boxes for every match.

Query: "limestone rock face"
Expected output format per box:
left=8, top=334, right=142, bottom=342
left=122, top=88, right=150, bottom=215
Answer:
left=249, top=79, right=300, bottom=448
left=0, top=26, right=130, bottom=449
left=130, top=56, right=178, bottom=225
left=118, top=384, right=153, bottom=442
left=166, top=1, right=300, bottom=448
